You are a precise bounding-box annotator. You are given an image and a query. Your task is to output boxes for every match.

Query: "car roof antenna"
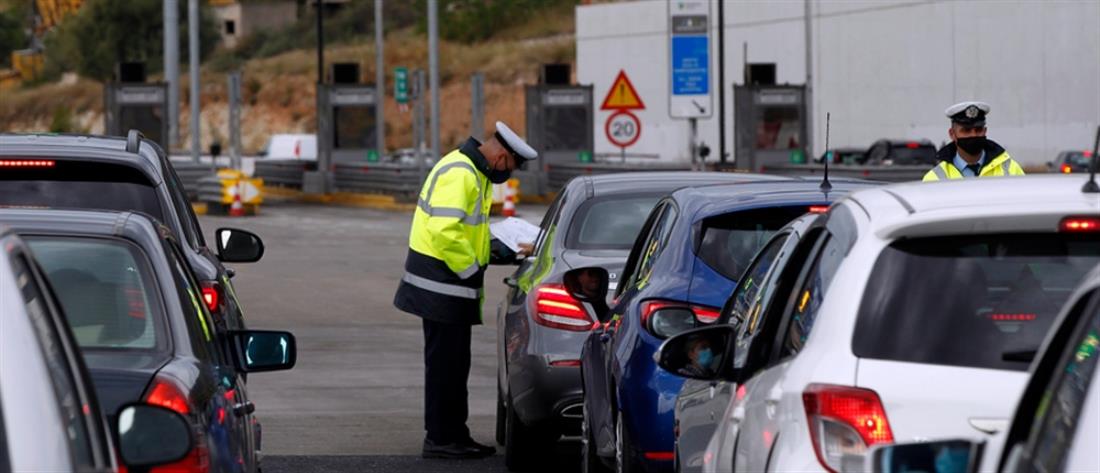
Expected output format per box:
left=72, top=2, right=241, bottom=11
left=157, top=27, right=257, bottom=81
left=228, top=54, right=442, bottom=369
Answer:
left=1083, top=125, right=1099, bottom=193
left=820, top=112, right=833, bottom=193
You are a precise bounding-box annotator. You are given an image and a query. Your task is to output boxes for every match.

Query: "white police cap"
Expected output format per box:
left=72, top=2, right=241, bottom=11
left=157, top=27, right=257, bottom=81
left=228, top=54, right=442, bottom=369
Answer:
left=945, top=101, right=991, bottom=126
left=494, top=121, right=537, bottom=161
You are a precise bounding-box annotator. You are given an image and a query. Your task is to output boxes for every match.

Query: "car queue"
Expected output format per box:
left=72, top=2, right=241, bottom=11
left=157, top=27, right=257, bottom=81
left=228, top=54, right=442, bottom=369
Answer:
left=496, top=164, right=1100, bottom=472
left=0, top=131, right=297, bottom=473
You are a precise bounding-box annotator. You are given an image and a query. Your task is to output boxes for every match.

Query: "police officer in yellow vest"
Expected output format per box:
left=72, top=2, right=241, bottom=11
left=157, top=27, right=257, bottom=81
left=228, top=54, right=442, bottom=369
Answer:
left=394, top=121, right=537, bottom=459
left=923, top=101, right=1026, bottom=181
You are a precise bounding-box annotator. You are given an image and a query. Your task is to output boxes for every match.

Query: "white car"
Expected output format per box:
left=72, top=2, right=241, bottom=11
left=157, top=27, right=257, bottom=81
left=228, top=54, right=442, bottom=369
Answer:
left=0, top=228, right=193, bottom=472
left=863, top=262, right=1100, bottom=473
left=657, top=174, right=1100, bottom=473
left=259, top=133, right=317, bottom=160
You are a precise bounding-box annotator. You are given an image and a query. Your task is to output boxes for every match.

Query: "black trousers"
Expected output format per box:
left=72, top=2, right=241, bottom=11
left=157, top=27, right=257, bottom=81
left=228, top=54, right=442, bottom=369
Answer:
left=422, top=318, right=472, bottom=444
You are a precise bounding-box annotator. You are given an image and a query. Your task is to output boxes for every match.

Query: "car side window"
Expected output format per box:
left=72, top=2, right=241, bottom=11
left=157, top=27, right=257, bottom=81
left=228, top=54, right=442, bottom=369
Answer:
left=10, top=253, right=98, bottom=469
left=1023, top=288, right=1100, bottom=472
left=162, top=159, right=206, bottom=249
left=616, top=203, right=665, bottom=298
left=723, top=234, right=788, bottom=329
left=780, top=231, right=846, bottom=359
left=533, top=192, right=565, bottom=255
left=164, top=242, right=219, bottom=363
left=627, top=202, right=678, bottom=292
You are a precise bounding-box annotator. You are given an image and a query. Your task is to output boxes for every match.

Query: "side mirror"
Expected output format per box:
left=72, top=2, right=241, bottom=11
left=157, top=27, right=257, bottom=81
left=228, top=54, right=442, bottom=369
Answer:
left=655, top=325, right=738, bottom=381
left=115, top=403, right=193, bottom=469
left=231, top=330, right=297, bottom=373
left=862, top=439, right=981, bottom=473
left=215, top=228, right=264, bottom=263
left=563, top=266, right=611, bottom=322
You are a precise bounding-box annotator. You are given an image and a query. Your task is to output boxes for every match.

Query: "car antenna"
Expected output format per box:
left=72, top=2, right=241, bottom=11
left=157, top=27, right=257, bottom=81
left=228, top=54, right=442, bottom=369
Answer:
left=1083, top=125, right=1099, bottom=193
left=820, top=112, right=833, bottom=193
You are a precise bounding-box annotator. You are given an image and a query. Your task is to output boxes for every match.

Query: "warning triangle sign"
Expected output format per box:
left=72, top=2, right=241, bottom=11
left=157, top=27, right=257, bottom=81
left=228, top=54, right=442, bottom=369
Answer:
left=600, top=70, right=645, bottom=111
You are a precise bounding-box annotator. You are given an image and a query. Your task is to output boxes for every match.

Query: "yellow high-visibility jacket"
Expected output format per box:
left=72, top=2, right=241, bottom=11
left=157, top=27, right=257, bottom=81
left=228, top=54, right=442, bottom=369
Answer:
left=923, top=140, right=1025, bottom=181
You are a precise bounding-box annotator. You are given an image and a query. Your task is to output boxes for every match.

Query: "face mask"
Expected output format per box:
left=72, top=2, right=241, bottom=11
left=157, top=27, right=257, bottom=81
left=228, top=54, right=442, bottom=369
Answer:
left=956, top=136, right=986, bottom=155
left=488, top=169, right=511, bottom=184
left=695, top=348, right=713, bottom=367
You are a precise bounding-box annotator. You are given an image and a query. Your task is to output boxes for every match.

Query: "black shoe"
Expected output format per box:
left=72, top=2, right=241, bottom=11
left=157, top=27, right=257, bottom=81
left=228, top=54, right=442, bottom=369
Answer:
left=422, top=438, right=495, bottom=459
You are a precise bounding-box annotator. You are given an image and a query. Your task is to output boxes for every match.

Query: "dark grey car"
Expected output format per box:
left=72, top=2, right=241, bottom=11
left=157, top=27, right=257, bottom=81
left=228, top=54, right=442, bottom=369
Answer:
left=495, top=171, right=785, bottom=471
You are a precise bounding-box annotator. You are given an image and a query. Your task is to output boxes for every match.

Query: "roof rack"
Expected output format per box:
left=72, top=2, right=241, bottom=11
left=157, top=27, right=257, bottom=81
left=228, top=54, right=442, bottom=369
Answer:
left=126, top=129, right=144, bottom=154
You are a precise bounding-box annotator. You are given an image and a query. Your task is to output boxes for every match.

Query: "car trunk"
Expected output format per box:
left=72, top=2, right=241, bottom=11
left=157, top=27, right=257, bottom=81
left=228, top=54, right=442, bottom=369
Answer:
left=856, top=359, right=1026, bottom=441
left=84, top=350, right=170, bottom=416
left=560, top=249, right=628, bottom=293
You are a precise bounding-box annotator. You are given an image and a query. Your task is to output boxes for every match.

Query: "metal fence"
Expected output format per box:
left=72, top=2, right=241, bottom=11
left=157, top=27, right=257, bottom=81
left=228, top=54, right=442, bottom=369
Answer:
left=169, top=160, right=215, bottom=200
left=546, top=161, right=695, bottom=191
left=196, top=175, right=224, bottom=204
left=758, top=163, right=929, bottom=182
left=333, top=162, right=424, bottom=197
left=253, top=159, right=314, bottom=189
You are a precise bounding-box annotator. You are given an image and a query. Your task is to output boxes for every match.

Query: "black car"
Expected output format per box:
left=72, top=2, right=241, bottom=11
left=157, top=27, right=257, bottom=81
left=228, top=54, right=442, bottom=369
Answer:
left=1048, top=150, right=1094, bottom=173
left=1, top=209, right=295, bottom=473
left=496, top=171, right=786, bottom=470
left=863, top=139, right=938, bottom=165
left=0, top=131, right=262, bottom=338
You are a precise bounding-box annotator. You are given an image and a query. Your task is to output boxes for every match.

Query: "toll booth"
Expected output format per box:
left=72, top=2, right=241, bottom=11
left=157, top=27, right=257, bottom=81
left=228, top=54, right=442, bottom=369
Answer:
left=104, top=63, right=168, bottom=145
left=321, top=83, right=379, bottom=163
left=522, top=64, right=594, bottom=196
left=733, top=85, right=808, bottom=172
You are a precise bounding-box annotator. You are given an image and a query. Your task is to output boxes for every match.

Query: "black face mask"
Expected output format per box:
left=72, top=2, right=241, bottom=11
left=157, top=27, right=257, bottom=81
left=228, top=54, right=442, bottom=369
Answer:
left=956, top=136, right=986, bottom=155
left=488, top=168, right=511, bottom=184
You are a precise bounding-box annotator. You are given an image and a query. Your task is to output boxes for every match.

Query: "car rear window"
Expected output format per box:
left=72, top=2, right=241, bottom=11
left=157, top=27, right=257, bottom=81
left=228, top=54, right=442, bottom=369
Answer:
left=696, top=206, right=816, bottom=280
left=853, top=233, right=1100, bottom=371
left=889, top=144, right=937, bottom=165
left=567, top=194, right=663, bottom=250
left=0, top=160, right=164, bottom=220
left=1065, top=152, right=1091, bottom=166
left=27, top=236, right=166, bottom=351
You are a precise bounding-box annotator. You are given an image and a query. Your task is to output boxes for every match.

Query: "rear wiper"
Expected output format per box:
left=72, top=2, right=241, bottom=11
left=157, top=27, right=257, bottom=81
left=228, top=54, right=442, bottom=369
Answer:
left=1002, top=350, right=1038, bottom=363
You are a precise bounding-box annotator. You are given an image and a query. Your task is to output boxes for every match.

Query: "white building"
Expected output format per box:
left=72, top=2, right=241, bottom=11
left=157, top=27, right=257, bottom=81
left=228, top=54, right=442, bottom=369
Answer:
left=576, top=0, right=1100, bottom=166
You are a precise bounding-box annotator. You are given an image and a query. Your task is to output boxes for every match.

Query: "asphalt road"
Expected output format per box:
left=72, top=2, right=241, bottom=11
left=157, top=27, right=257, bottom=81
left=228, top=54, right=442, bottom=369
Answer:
left=200, top=202, right=574, bottom=473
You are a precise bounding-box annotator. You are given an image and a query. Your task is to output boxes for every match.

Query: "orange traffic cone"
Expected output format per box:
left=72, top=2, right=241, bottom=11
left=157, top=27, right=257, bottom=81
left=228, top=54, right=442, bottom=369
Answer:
left=229, top=185, right=246, bottom=217
left=502, top=181, right=516, bottom=217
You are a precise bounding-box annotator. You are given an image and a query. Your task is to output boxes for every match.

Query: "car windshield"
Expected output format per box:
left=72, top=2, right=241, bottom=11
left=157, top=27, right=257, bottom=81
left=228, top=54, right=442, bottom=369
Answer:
left=697, top=206, right=816, bottom=280
left=567, top=194, right=663, bottom=250
left=0, top=160, right=164, bottom=220
left=853, top=233, right=1100, bottom=371
left=27, top=236, right=166, bottom=351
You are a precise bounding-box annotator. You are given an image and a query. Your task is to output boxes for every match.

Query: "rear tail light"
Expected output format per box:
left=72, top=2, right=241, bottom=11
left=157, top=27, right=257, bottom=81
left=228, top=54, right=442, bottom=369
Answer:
left=1061, top=164, right=1073, bottom=174
left=531, top=284, right=594, bottom=331
left=802, top=384, right=894, bottom=473
left=643, top=451, right=675, bottom=461
left=143, top=375, right=209, bottom=472
left=808, top=205, right=830, bottom=214
left=905, top=141, right=920, bottom=149
left=1060, top=216, right=1100, bottom=232
left=0, top=159, right=55, bottom=167
left=200, top=281, right=221, bottom=313
left=640, top=300, right=720, bottom=338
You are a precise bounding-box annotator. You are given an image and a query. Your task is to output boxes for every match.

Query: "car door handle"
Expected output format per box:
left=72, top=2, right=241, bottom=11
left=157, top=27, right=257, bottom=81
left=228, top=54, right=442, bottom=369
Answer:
left=234, top=401, right=255, bottom=416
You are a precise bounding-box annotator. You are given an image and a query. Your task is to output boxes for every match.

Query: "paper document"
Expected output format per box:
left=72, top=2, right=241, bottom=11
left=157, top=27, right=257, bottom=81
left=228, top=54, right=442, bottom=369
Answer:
left=490, top=217, right=541, bottom=253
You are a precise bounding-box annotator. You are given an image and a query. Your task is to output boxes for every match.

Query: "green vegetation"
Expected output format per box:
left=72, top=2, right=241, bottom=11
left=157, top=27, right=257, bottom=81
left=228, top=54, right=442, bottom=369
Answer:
left=0, top=1, right=28, bottom=68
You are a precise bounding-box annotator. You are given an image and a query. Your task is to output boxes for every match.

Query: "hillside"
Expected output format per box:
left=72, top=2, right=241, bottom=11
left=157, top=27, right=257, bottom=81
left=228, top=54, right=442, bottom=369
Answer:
left=0, top=6, right=575, bottom=154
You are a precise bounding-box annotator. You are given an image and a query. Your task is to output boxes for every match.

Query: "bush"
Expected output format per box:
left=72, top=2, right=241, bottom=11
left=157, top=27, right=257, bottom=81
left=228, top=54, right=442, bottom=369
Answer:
left=48, top=106, right=74, bottom=133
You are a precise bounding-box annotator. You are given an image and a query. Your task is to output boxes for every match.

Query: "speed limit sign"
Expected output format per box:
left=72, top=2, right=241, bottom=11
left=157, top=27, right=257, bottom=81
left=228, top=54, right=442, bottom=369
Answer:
left=605, top=110, right=642, bottom=148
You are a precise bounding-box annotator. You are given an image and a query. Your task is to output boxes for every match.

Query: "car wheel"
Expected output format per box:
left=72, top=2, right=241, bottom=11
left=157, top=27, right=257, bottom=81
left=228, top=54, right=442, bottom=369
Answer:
left=615, top=412, right=642, bottom=473
left=505, top=396, right=546, bottom=471
left=582, top=402, right=609, bottom=473
left=496, top=386, right=507, bottom=446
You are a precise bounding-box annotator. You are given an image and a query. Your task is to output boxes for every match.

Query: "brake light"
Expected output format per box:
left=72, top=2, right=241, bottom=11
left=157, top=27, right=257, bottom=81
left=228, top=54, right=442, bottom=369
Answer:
left=1061, top=164, right=1073, bottom=174
left=1060, top=216, right=1100, bottom=232
left=644, top=452, right=675, bottom=461
left=802, top=384, right=893, bottom=472
left=0, top=159, right=55, bottom=167
left=200, top=282, right=220, bottom=312
left=531, top=284, right=593, bottom=331
left=808, top=205, right=830, bottom=214
left=144, top=376, right=192, bottom=415
left=905, top=142, right=920, bottom=149
left=549, top=359, right=582, bottom=367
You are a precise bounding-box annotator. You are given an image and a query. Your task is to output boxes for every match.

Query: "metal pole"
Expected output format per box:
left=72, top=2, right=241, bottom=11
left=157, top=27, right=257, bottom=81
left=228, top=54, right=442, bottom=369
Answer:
left=374, top=0, right=385, bottom=155
left=228, top=72, right=241, bottom=170
left=315, top=0, right=328, bottom=188
left=689, top=117, right=698, bottom=170
left=717, top=0, right=726, bottom=164
left=804, top=0, right=814, bottom=159
left=188, top=0, right=200, bottom=163
left=428, top=0, right=441, bottom=161
left=471, top=72, right=484, bottom=139
left=164, top=0, right=179, bottom=149
left=415, top=69, right=427, bottom=182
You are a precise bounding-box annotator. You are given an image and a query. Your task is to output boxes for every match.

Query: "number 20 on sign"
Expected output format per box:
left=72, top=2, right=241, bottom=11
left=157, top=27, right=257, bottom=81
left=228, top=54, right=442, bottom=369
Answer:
left=605, top=110, right=641, bottom=148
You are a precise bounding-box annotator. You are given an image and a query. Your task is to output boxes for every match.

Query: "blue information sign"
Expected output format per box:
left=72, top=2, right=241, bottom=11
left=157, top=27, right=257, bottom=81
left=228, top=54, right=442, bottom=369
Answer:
left=671, top=35, right=709, bottom=95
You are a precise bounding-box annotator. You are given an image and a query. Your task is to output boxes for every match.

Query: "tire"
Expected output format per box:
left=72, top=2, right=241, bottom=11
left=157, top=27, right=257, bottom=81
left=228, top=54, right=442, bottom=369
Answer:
left=505, top=396, right=541, bottom=471
left=582, top=402, right=610, bottom=473
left=496, top=387, right=507, bottom=446
left=615, top=412, right=643, bottom=473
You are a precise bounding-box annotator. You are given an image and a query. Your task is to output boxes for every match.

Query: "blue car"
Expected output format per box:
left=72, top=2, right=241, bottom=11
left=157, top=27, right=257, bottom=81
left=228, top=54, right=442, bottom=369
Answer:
left=578, top=179, right=875, bottom=473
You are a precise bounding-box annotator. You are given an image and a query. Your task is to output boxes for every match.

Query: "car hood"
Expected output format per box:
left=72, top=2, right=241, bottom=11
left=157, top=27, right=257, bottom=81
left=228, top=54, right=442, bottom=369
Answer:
left=84, top=350, right=170, bottom=416
left=560, top=249, right=630, bottom=292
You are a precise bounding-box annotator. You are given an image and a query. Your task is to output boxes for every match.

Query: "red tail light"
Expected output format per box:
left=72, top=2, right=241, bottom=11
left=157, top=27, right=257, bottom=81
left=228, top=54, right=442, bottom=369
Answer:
left=144, top=375, right=192, bottom=415
left=640, top=300, right=720, bottom=338
left=802, top=384, right=894, bottom=472
left=644, top=451, right=675, bottom=461
left=1061, top=164, right=1073, bottom=174
left=200, top=282, right=221, bottom=312
left=531, top=284, right=593, bottom=331
left=808, top=205, right=830, bottom=214
left=905, top=141, right=920, bottom=149
left=1060, top=216, right=1100, bottom=232
left=0, top=159, right=55, bottom=167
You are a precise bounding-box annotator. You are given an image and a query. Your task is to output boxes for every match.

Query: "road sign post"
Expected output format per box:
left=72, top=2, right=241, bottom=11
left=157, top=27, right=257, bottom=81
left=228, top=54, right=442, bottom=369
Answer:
left=394, top=67, right=408, bottom=104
